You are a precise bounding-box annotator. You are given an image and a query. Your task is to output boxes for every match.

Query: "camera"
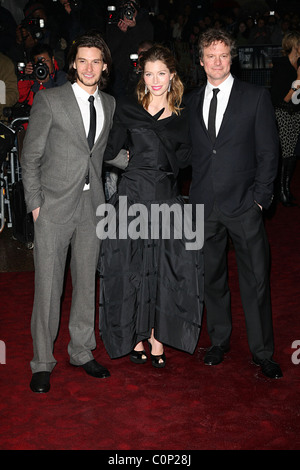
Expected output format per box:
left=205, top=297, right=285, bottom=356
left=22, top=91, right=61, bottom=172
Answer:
left=33, top=61, right=49, bottom=81
left=20, top=17, right=45, bottom=39
left=107, top=1, right=140, bottom=24
left=17, top=62, right=26, bottom=79
left=3, top=102, right=31, bottom=121
left=130, top=53, right=139, bottom=69
left=16, top=60, right=49, bottom=81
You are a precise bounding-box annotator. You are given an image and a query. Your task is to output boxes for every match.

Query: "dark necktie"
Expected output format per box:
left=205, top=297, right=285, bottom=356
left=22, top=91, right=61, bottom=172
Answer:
left=86, top=95, right=96, bottom=184
left=207, top=88, right=220, bottom=144
left=87, top=95, right=96, bottom=150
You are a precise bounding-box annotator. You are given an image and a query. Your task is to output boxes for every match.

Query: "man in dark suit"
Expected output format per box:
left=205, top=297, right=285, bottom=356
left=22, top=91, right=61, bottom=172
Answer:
left=22, top=32, right=126, bottom=393
left=186, top=29, right=282, bottom=379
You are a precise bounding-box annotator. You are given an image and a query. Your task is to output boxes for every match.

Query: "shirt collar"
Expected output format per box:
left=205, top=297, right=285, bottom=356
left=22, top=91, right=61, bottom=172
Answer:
left=72, top=82, right=99, bottom=101
left=206, top=73, right=234, bottom=94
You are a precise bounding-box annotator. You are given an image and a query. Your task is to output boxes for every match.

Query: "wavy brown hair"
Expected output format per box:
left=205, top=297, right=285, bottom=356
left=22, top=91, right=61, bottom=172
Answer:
left=198, top=28, right=237, bottom=62
left=136, top=44, right=184, bottom=115
left=67, top=31, right=112, bottom=90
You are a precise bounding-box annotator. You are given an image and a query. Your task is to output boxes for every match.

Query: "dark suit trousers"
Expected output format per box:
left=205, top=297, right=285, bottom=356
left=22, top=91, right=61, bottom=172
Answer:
left=204, top=203, right=274, bottom=360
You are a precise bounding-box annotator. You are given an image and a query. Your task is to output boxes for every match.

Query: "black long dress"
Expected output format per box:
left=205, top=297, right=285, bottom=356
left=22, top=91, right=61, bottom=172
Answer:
left=98, top=96, right=203, bottom=358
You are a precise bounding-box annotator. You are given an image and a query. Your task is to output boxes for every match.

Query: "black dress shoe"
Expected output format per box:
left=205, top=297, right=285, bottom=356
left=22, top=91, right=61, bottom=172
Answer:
left=204, top=345, right=229, bottom=365
left=30, top=372, right=51, bottom=393
left=253, top=358, right=283, bottom=379
left=73, top=359, right=110, bottom=378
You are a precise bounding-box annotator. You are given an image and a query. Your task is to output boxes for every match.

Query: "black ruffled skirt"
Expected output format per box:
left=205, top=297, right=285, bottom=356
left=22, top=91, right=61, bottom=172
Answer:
left=98, top=194, right=204, bottom=358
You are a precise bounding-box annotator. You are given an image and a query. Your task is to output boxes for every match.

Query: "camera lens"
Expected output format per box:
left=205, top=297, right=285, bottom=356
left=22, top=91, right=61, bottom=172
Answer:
left=34, top=62, right=49, bottom=81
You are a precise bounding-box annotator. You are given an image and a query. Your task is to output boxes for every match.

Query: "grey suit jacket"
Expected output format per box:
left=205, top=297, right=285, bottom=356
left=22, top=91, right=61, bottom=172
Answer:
left=21, top=81, right=125, bottom=223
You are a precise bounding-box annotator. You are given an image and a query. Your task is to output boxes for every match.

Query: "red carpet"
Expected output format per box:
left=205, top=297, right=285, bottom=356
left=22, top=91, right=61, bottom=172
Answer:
left=1, top=167, right=300, bottom=452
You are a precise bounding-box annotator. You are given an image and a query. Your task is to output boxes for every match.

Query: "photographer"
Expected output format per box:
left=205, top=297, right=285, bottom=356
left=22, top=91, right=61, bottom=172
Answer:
left=17, top=43, right=67, bottom=109
left=125, top=39, right=153, bottom=95
left=7, top=2, right=64, bottom=71
left=106, top=0, right=153, bottom=97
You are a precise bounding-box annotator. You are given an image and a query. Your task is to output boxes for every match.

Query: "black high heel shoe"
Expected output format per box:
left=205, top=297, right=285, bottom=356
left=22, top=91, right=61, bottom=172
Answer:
left=130, top=349, right=147, bottom=364
left=148, top=341, right=166, bottom=369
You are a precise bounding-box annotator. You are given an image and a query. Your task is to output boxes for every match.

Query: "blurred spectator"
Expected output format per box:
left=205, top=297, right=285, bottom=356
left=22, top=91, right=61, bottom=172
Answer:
left=125, top=39, right=154, bottom=95
left=234, top=21, right=250, bottom=46
left=8, top=1, right=65, bottom=68
left=0, top=52, right=19, bottom=122
left=0, top=5, right=18, bottom=54
left=106, top=0, right=153, bottom=97
left=1, top=0, right=27, bottom=24
left=248, top=17, right=271, bottom=44
left=270, top=18, right=290, bottom=45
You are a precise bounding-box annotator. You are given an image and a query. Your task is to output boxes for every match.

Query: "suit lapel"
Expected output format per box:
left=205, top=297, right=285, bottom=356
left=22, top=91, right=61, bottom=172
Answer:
left=93, top=90, right=110, bottom=150
left=217, top=79, right=241, bottom=139
left=195, top=88, right=208, bottom=137
left=60, top=82, right=88, bottom=146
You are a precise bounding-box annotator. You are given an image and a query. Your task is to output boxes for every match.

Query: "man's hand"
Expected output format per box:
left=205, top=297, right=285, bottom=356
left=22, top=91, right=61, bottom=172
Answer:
left=60, top=0, right=72, bottom=14
left=25, top=62, right=34, bottom=76
left=32, top=207, right=40, bottom=222
left=117, top=17, right=136, bottom=32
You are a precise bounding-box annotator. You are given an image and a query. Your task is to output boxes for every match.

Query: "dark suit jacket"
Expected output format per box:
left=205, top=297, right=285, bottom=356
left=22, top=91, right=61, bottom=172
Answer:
left=185, top=77, right=279, bottom=219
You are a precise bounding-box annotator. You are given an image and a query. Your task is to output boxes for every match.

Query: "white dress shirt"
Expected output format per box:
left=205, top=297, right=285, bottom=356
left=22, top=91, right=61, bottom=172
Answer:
left=72, top=82, right=104, bottom=190
left=203, top=74, right=234, bottom=137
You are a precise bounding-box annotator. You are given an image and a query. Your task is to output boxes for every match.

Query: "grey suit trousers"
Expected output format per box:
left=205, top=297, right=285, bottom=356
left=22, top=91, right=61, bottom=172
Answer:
left=30, top=190, right=101, bottom=373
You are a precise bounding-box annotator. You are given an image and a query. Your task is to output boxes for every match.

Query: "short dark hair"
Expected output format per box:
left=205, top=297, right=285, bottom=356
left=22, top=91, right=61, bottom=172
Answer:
left=198, top=28, right=237, bottom=61
left=30, top=43, right=53, bottom=61
left=67, top=31, right=112, bottom=90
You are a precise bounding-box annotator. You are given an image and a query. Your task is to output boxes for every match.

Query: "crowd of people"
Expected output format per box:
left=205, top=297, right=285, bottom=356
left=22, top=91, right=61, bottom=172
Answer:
left=1, top=1, right=300, bottom=93
left=1, top=1, right=300, bottom=394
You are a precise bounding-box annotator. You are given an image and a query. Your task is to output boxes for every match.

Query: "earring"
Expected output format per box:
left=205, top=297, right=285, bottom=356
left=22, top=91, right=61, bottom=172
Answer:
left=145, top=85, right=148, bottom=94
left=168, top=80, right=172, bottom=92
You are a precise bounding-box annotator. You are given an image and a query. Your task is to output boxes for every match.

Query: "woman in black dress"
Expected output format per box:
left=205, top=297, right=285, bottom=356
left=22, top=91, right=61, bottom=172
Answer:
left=98, top=45, right=203, bottom=367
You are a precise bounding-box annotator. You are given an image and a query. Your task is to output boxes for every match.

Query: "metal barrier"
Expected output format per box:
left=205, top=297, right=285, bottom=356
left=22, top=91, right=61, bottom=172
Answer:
left=237, top=44, right=282, bottom=87
left=0, top=118, right=28, bottom=233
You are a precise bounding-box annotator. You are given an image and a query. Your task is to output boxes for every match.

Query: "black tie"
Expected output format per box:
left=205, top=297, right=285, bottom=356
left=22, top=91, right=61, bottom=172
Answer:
left=86, top=95, right=96, bottom=184
left=87, top=95, right=96, bottom=150
left=207, top=88, right=220, bottom=144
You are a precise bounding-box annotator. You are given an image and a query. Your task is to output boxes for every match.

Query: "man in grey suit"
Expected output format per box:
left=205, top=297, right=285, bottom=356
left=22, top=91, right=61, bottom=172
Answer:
left=22, top=32, right=118, bottom=393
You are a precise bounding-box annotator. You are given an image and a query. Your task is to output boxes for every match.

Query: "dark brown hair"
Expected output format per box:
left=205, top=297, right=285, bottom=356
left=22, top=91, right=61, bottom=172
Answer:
left=136, top=44, right=184, bottom=115
left=67, top=31, right=112, bottom=90
left=198, top=28, right=237, bottom=61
